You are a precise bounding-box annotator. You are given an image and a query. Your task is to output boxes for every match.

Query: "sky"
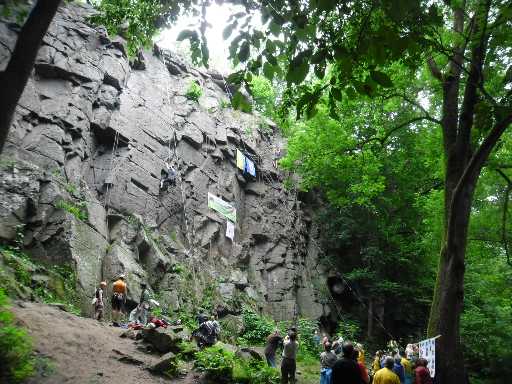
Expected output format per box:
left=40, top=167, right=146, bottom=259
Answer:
left=155, top=2, right=251, bottom=74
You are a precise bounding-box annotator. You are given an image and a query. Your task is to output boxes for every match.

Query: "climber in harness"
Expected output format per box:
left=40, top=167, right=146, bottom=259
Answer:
left=192, top=315, right=221, bottom=348
left=160, top=163, right=177, bottom=191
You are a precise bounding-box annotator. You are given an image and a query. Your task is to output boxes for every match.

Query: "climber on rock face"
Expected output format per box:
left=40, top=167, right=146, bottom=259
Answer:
left=111, top=274, right=127, bottom=327
left=160, top=163, right=177, bottom=191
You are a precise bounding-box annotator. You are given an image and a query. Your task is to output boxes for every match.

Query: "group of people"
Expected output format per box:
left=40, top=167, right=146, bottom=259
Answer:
left=192, top=313, right=221, bottom=348
left=370, top=349, right=433, bottom=384
left=92, top=275, right=153, bottom=327
left=263, top=328, right=433, bottom=384
left=264, top=329, right=300, bottom=384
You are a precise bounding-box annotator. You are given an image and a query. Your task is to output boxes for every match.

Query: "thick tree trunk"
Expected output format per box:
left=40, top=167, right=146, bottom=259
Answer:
left=0, top=0, right=61, bottom=154
left=435, top=183, right=475, bottom=384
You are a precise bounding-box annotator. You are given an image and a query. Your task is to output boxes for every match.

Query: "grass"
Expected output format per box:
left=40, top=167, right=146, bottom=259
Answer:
left=185, top=80, right=202, bottom=102
left=0, top=288, right=35, bottom=383
left=56, top=200, right=88, bottom=221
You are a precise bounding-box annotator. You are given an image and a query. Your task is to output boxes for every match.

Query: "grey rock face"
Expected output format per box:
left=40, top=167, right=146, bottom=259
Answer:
left=0, top=3, right=328, bottom=321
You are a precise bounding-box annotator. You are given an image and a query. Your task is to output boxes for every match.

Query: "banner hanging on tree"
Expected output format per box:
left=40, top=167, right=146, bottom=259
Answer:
left=208, top=193, right=236, bottom=223
left=418, top=337, right=437, bottom=378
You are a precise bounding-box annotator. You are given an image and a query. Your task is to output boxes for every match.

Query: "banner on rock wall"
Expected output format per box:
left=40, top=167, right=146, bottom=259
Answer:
left=236, top=149, right=245, bottom=171
left=418, top=336, right=437, bottom=378
left=226, top=220, right=235, bottom=240
left=208, top=192, right=236, bottom=223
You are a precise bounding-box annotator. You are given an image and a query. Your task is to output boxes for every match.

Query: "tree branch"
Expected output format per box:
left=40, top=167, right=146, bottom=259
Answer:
left=496, top=168, right=512, bottom=266
left=427, top=57, right=443, bottom=81
left=456, top=0, right=491, bottom=167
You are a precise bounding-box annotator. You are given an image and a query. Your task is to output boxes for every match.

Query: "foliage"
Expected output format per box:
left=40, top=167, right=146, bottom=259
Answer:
left=195, top=345, right=235, bottom=382
left=195, top=345, right=279, bottom=384
left=336, top=316, right=362, bottom=342
left=249, top=76, right=275, bottom=118
left=238, top=307, right=275, bottom=346
left=56, top=200, right=88, bottom=221
left=0, top=288, right=35, bottom=383
left=294, top=318, right=319, bottom=356
left=185, top=80, right=202, bottom=102
left=0, top=246, right=81, bottom=315
left=90, top=0, right=165, bottom=56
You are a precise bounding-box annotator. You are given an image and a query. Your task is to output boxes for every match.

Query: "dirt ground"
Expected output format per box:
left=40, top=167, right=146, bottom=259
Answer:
left=11, top=301, right=197, bottom=384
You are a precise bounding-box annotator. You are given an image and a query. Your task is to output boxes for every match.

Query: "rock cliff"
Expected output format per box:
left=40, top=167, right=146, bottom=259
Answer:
left=0, top=3, right=328, bottom=321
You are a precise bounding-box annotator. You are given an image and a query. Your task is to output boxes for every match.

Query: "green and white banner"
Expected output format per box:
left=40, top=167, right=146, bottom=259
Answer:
left=208, top=192, right=236, bottom=223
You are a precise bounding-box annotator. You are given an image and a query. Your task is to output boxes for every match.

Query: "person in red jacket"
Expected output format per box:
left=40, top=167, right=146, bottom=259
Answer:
left=414, top=358, right=433, bottom=384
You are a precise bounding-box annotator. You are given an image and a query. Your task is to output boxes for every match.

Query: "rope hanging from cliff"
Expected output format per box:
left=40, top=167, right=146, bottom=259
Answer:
left=104, top=129, right=120, bottom=211
left=310, top=237, right=396, bottom=341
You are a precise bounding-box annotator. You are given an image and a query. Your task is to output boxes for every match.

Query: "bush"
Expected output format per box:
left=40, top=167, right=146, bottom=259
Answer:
left=56, top=200, right=88, bottom=221
left=185, top=80, right=202, bottom=102
left=233, top=358, right=279, bottom=384
left=0, top=289, right=35, bottom=383
left=195, top=345, right=235, bottom=383
left=195, top=345, right=279, bottom=384
left=239, top=307, right=275, bottom=345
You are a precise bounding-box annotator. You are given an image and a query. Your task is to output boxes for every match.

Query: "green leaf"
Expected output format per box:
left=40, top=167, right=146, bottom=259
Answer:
left=314, top=63, right=326, bottom=79
left=222, top=23, right=235, bottom=40
left=176, top=29, right=197, bottom=42
left=317, top=0, right=338, bottom=12
left=370, top=70, right=393, bottom=88
left=287, top=61, right=309, bottom=84
left=238, top=41, right=250, bottom=62
left=232, top=91, right=252, bottom=113
left=263, top=62, right=275, bottom=80
left=227, top=71, right=245, bottom=85
left=269, top=21, right=281, bottom=36
left=330, top=87, right=343, bottom=101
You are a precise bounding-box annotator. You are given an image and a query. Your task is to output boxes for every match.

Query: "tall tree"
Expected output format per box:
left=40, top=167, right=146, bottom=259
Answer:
left=198, top=1, right=511, bottom=382
left=0, top=0, right=62, bottom=153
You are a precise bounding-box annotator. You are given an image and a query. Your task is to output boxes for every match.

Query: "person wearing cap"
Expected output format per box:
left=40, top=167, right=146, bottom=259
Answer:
left=111, top=274, right=127, bottom=326
left=93, top=281, right=107, bottom=321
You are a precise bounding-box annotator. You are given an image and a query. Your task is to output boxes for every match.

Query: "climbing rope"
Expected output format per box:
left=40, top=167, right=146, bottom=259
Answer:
left=309, top=237, right=396, bottom=340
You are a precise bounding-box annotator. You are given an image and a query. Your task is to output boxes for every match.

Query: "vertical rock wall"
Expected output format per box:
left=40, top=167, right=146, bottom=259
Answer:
left=0, top=3, right=328, bottom=321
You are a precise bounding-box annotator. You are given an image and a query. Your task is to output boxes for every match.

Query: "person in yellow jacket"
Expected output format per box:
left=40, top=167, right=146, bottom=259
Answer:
left=111, top=274, right=127, bottom=326
left=372, top=350, right=383, bottom=375
left=373, top=357, right=401, bottom=384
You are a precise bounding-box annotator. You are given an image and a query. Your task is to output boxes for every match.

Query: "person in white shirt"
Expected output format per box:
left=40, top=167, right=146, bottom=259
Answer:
left=281, top=331, right=299, bottom=384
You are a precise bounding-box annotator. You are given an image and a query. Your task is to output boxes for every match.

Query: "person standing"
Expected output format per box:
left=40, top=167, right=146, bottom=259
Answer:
left=264, top=330, right=283, bottom=368
left=331, top=342, right=362, bottom=384
left=400, top=354, right=413, bottom=384
left=414, top=358, right=433, bottom=384
left=320, top=341, right=337, bottom=384
left=373, top=357, right=401, bottom=384
left=139, top=283, right=151, bottom=325
left=281, top=331, right=299, bottom=384
left=111, top=274, right=127, bottom=326
left=393, top=356, right=405, bottom=383
left=93, top=281, right=107, bottom=321
left=354, top=350, right=369, bottom=384
left=372, top=351, right=383, bottom=375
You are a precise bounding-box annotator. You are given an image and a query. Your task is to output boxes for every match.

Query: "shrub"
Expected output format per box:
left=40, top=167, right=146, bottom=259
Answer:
left=239, top=307, right=275, bottom=345
left=185, top=80, right=202, bottom=102
left=56, top=200, right=88, bottom=221
left=195, top=345, right=235, bottom=383
left=0, top=289, right=35, bottom=383
left=233, top=358, right=280, bottom=384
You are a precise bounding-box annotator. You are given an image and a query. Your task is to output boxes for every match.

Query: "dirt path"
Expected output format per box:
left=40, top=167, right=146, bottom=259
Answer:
left=11, top=302, right=198, bottom=384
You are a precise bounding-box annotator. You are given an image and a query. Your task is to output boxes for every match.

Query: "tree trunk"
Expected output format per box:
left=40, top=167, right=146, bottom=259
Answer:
left=434, top=181, right=475, bottom=383
left=367, top=298, right=373, bottom=339
left=0, top=0, right=61, bottom=154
